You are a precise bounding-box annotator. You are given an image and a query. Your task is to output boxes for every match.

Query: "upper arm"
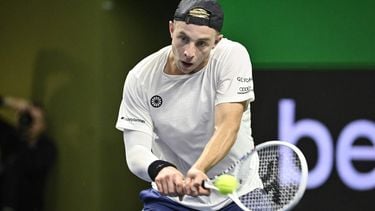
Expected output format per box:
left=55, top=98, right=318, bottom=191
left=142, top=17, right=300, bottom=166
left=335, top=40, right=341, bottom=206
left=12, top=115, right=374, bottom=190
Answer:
left=215, top=101, right=248, bottom=131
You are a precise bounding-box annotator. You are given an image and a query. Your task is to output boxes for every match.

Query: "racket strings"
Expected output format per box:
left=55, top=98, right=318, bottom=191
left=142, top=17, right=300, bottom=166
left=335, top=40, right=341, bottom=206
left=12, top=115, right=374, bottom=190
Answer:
left=239, top=145, right=303, bottom=210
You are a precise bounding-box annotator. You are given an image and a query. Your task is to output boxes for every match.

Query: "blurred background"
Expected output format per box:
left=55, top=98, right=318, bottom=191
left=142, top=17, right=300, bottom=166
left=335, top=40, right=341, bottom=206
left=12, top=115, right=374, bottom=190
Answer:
left=0, top=0, right=374, bottom=210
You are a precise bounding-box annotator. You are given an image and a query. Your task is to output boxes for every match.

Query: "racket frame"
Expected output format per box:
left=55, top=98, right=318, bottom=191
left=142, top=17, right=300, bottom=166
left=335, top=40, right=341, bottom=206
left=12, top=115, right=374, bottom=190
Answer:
left=204, top=140, right=309, bottom=211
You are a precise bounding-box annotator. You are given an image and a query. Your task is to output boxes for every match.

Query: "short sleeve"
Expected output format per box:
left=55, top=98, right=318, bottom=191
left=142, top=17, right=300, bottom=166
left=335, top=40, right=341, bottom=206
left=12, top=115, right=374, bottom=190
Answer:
left=115, top=71, right=153, bottom=135
left=215, top=42, right=254, bottom=105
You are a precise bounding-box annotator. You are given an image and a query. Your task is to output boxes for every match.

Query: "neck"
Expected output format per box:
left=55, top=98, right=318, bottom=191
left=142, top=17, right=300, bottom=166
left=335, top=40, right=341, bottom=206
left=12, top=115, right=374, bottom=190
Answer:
left=164, top=51, right=178, bottom=75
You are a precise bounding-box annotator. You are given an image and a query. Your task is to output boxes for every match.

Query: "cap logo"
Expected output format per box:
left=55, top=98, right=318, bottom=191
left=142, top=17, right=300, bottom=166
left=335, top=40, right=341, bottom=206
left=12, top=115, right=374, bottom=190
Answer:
left=188, top=8, right=210, bottom=19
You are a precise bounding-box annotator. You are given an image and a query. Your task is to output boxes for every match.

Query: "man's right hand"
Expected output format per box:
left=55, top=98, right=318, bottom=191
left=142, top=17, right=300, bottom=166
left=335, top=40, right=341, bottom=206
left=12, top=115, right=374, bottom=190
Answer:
left=154, top=166, right=185, bottom=198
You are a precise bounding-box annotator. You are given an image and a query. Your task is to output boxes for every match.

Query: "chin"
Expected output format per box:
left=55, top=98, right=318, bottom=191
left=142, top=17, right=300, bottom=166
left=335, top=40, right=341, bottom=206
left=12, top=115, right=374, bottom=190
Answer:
left=182, top=68, right=197, bottom=74
left=176, top=65, right=192, bottom=74
left=179, top=70, right=191, bottom=74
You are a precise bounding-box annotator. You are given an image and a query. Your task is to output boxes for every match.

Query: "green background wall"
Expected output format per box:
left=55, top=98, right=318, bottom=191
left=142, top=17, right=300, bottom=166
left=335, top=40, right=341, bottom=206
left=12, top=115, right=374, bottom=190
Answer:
left=220, top=0, right=375, bottom=69
left=0, top=0, right=374, bottom=210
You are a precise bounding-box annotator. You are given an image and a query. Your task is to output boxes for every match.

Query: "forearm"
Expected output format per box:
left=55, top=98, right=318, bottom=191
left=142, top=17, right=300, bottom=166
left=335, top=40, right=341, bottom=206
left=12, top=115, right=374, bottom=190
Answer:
left=192, top=122, right=238, bottom=173
left=184, top=116, right=241, bottom=197
left=123, top=130, right=159, bottom=182
left=192, top=102, right=245, bottom=173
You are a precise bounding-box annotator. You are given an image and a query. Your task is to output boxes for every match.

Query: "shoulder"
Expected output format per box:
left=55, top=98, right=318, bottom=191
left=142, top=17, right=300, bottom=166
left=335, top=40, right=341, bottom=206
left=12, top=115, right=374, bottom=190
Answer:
left=213, top=38, right=249, bottom=57
left=130, top=46, right=170, bottom=78
left=123, top=46, right=170, bottom=92
left=209, top=38, right=251, bottom=69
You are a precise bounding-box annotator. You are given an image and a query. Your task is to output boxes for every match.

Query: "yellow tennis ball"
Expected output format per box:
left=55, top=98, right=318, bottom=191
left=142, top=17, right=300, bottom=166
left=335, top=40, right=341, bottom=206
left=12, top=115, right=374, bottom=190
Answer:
left=214, top=174, right=239, bottom=195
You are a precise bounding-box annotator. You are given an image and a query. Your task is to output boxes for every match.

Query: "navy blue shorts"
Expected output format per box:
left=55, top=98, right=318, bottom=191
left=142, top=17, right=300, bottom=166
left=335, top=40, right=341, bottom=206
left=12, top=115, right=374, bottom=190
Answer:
left=140, top=188, right=243, bottom=211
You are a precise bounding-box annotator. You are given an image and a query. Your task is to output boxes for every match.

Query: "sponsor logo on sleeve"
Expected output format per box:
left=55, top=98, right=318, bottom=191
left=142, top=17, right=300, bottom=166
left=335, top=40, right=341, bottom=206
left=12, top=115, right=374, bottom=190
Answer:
left=238, top=86, right=253, bottom=94
left=237, top=77, right=253, bottom=83
left=237, top=77, right=253, bottom=94
left=121, top=117, right=145, bottom=124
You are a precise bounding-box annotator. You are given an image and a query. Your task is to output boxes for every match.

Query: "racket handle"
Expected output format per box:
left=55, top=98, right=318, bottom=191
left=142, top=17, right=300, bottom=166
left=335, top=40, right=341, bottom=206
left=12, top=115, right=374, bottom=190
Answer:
left=202, top=180, right=208, bottom=190
left=202, top=179, right=218, bottom=190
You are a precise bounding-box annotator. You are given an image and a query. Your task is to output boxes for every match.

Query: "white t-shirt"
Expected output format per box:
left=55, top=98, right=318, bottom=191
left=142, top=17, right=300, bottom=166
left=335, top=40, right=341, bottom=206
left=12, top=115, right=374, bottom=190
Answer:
left=116, top=38, right=262, bottom=210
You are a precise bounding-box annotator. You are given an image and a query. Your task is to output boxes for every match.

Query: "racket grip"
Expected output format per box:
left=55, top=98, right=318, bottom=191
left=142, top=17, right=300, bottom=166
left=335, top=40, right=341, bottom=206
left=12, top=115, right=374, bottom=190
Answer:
left=202, top=180, right=208, bottom=190
left=202, top=179, right=217, bottom=190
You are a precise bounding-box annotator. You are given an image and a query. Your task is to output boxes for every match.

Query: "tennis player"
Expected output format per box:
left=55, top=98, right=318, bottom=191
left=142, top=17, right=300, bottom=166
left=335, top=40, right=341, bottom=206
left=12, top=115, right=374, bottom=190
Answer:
left=116, top=0, right=262, bottom=210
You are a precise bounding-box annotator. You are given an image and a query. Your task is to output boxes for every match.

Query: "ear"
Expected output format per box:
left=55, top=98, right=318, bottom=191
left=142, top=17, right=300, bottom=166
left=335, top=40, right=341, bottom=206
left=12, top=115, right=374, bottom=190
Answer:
left=213, top=34, right=223, bottom=48
left=169, top=21, right=175, bottom=39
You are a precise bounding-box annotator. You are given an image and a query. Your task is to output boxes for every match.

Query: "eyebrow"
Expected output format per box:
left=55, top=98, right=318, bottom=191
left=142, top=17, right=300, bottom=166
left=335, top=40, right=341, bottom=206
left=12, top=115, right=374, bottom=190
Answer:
left=178, top=31, right=212, bottom=43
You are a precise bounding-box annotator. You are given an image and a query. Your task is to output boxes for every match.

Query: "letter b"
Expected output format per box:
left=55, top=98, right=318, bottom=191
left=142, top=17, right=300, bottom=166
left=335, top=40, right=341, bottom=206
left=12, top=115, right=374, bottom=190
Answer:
left=278, top=99, right=334, bottom=189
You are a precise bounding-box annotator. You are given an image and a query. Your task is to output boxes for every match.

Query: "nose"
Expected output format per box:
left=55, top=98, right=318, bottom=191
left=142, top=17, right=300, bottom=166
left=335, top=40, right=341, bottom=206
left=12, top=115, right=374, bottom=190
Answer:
left=184, top=43, right=195, bottom=60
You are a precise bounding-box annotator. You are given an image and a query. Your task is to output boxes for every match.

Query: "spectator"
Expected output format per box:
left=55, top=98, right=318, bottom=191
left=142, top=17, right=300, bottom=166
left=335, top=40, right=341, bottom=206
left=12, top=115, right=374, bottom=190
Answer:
left=0, top=96, right=57, bottom=211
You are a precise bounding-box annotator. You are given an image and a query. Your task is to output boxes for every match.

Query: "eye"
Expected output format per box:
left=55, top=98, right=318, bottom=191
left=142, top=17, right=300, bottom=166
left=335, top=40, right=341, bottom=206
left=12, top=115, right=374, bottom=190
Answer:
left=178, top=35, right=189, bottom=44
left=196, top=41, right=208, bottom=48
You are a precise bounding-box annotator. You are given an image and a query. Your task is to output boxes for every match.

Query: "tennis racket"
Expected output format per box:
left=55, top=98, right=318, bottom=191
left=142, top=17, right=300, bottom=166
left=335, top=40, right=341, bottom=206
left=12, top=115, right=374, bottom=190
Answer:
left=203, top=140, right=308, bottom=211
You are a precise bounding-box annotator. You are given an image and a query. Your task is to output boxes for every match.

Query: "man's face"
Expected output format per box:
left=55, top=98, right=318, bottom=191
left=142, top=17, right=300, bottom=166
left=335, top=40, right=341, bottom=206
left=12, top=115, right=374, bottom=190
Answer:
left=169, top=21, right=222, bottom=74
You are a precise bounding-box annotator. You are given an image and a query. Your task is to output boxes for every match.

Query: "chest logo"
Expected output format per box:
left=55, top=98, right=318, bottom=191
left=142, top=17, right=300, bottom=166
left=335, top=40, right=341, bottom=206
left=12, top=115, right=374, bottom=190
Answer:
left=150, top=95, right=163, bottom=108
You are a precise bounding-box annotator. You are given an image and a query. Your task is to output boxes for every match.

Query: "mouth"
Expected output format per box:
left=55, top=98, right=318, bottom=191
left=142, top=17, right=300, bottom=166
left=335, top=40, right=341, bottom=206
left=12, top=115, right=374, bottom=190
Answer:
left=181, top=61, right=193, bottom=68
